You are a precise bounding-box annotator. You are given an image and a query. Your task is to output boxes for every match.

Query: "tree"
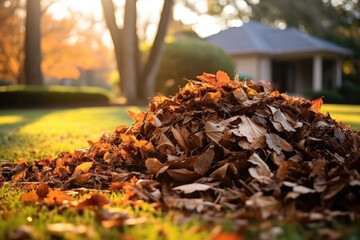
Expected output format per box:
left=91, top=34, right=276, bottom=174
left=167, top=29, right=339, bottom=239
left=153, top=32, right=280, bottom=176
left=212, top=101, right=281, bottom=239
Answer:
left=41, top=13, right=113, bottom=81
left=24, top=0, right=43, bottom=85
left=101, top=0, right=174, bottom=102
left=0, top=0, right=24, bottom=83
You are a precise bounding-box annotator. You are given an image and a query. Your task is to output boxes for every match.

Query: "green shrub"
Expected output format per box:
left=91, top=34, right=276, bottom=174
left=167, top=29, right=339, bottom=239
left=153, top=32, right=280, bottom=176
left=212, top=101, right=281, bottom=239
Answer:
left=0, top=79, right=13, bottom=86
left=155, top=39, right=235, bottom=96
left=339, top=80, right=360, bottom=104
left=0, top=85, right=112, bottom=107
left=304, top=89, right=345, bottom=104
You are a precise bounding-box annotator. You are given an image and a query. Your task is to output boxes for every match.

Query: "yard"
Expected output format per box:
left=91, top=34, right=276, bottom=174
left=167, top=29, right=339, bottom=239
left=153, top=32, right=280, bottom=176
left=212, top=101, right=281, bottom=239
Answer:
left=0, top=104, right=359, bottom=239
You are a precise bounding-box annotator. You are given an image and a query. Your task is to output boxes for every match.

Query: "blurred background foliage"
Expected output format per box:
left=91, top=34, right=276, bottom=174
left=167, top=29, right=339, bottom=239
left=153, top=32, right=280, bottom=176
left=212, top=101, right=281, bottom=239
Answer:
left=0, top=0, right=359, bottom=104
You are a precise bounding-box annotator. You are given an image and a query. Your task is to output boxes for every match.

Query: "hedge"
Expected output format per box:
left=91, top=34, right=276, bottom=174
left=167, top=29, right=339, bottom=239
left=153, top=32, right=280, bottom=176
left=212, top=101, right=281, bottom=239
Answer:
left=0, top=85, right=112, bottom=108
left=155, top=39, right=235, bottom=96
left=304, top=80, right=360, bottom=105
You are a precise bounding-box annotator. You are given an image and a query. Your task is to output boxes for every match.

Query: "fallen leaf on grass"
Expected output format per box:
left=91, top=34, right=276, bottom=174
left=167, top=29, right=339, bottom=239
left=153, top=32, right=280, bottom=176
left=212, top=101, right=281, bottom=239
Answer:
left=76, top=193, right=110, bottom=210
left=210, top=232, right=243, bottom=240
left=36, top=182, right=50, bottom=198
left=44, top=190, right=74, bottom=205
left=20, top=191, right=39, bottom=203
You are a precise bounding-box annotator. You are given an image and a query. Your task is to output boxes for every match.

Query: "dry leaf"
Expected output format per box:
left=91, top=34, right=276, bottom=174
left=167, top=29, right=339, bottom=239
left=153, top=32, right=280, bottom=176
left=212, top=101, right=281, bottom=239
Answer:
left=173, top=183, right=211, bottom=194
left=20, top=191, right=39, bottom=203
left=265, top=133, right=293, bottom=154
left=230, top=116, right=266, bottom=143
left=205, top=121, right=225, bottom=143
left=72, top=162, right=93, bottom=177
left=193, top=148, right=214, bottom=175
left=76, top=193, right=110, bottom=210
left=311, top=97, right=323, bottom=113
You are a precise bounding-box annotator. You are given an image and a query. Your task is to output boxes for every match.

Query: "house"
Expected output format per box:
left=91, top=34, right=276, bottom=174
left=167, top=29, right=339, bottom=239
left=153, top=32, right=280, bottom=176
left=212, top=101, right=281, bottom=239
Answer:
left=206, top=21, right=352, bottom=94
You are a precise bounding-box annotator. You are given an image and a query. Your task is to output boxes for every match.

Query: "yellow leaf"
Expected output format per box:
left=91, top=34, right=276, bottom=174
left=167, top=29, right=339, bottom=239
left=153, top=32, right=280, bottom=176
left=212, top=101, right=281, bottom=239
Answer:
left=72, top=162, right=93, bottom=177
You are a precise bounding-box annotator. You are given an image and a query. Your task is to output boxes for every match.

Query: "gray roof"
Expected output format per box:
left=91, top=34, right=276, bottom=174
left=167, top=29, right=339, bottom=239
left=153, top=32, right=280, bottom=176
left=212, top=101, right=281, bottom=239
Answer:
left=206, top=22, right=352, bottom=56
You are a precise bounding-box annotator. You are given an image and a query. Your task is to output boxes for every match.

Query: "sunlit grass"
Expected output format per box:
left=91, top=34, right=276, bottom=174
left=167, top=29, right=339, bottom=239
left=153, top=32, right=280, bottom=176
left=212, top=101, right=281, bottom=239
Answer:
left=321, top=104, right=360, bottom=130
left=0, top=106, right=145, bottom=162
left=0, top=116, right=24, bottom=125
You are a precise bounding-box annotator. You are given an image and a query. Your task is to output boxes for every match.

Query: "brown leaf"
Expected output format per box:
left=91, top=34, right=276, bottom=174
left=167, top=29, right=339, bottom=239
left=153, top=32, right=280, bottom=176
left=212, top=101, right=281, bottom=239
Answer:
left=36, top=183, right=50, bottom=198
left=233, top=87, right=248, bottom=102
left=209, top=163, right=237, bottom=182
left=145, top=158, right=166, bottom=175
left=164, top=196, right=206, bottom=212
left=173, top=183, right=211, bottom=194
left=268, top=105, right=296, bottom=132
left=156, top=132, right=176, bottom=154
left=247, top=153, right=270, bottom=172
left=77, top=193, right=110, bottom=210
left=11, top=169, right=26, bottom=183
left=246, top=193, right=279, bottom=219
left=166, top=168, right=200, bottom=183
left=171, top=126, right=187, bottom=150
left=230, top=115, right=267, bottom=143
left=265, top=133, right=293, bottom=154
left=193, top=148, right=214, bottom=175
left=204, top=121, right=225, bottom=143
left=75, top=173, right=92, bottom=185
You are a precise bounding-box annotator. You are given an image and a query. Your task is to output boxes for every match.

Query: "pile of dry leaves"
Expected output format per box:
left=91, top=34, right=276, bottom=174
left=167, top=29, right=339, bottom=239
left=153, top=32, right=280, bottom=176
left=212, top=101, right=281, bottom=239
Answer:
left=1, top=71, right=360, bottom=223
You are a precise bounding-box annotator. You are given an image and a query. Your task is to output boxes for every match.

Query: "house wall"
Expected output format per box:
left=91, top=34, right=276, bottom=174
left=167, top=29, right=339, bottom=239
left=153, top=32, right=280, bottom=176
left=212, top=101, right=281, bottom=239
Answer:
left=233, top=55, right=259, bottom=80
left=233, top=55, right=272, bottom=82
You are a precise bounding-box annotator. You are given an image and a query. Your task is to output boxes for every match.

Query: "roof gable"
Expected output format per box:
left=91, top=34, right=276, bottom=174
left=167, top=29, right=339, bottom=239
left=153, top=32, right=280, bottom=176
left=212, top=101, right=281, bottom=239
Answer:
left=206, top=22, right=352, bottom=55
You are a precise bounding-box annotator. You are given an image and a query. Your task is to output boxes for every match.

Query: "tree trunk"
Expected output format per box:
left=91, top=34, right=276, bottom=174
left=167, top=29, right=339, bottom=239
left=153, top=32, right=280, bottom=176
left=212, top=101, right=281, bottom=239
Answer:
left=24, top=0, right=43, bottom=85
left=122, top=0, right=137, bottom=102
left=141, top=0, right=174, bottom=99
left=102, top=0, right=174, bottom=101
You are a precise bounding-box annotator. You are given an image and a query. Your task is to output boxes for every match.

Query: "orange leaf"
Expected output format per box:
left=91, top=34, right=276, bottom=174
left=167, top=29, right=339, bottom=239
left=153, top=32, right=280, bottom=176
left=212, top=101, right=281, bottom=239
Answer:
left=20, top=191, right=39, bottom=203
left=270, top=90, right=280, bottom=97
left=216, top=70, right=230, bottom=85
left=128, top=111, right=146, bottom=122
left=311, top=97, right=323, bottom=113
left=197, top=72, right=216, bottom=84
left=211, top=232, right=243, bottom=240
left=44, top=190, right=74, bottom=205
left=77, top=193, right=110, bottom=210
left=11, top=169, right=26, bottom=183
left=17, top=158, right=28, bottom=166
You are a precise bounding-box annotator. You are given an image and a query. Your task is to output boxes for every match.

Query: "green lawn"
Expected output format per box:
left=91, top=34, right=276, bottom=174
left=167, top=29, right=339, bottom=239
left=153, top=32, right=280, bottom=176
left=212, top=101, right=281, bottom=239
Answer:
left=0, top=106, right=144, bottom=162
left=321, top=104, right=360, bottom=130
left=0, top=105, right=359, bottom=240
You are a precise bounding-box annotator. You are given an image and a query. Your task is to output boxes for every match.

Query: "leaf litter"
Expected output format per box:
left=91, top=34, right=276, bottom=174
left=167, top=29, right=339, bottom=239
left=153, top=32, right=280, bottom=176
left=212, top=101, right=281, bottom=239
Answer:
left=1, top=71, right=360, bottom=234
